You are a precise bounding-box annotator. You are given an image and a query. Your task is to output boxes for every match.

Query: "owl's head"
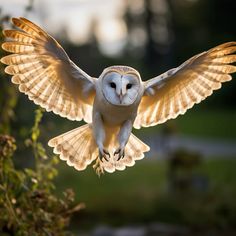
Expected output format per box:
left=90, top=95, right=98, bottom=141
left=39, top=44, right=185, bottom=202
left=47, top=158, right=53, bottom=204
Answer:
left=100, top=66, right=142, bottom=106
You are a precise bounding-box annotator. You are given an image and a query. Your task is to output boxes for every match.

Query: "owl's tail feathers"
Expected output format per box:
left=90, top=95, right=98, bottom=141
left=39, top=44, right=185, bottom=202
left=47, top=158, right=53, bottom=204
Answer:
left=48, top=126, right=150, bottom=174
left=101, top=133, right=150, bottom=173
left=48, top=124, right=98, bottom=171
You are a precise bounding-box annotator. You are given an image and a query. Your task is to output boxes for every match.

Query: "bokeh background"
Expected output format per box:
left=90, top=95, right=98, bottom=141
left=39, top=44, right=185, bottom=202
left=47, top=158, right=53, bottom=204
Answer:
left=0, top=0, right=236, bottom=235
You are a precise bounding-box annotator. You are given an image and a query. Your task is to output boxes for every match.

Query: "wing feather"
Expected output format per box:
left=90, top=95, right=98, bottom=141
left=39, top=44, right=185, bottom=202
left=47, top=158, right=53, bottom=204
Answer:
left=1, top=17, right=96, bottom=123
left=134, top=42, right=236, bottom=128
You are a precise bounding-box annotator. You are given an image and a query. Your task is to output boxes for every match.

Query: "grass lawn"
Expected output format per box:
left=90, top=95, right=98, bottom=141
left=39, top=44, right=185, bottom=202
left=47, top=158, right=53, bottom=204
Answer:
left=55, top=160, right=167, bottom=215
left=55, top=158, right=236, bottom=227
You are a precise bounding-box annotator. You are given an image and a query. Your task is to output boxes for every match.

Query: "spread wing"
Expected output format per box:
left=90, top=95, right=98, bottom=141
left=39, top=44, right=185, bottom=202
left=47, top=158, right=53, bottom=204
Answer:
left=134, top=42, right=236, bottom=129
left=1, top=17, right=96, bottom=123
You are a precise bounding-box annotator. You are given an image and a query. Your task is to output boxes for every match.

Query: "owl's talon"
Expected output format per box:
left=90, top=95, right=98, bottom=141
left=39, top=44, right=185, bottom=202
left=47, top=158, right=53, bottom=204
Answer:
left=99, top=149, right=110, bottom=162
left=103, top=149, right=110, bottom=157
left=114, top=148, right=125, bottom=161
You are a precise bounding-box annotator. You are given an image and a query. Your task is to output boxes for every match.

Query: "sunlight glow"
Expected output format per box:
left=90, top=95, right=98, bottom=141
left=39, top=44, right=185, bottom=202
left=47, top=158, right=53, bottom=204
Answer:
left=95, top=19, right=127, bottom=56
left=0, top=0, right=128, bottom=56
left=95, top=19, right=127, bottom=43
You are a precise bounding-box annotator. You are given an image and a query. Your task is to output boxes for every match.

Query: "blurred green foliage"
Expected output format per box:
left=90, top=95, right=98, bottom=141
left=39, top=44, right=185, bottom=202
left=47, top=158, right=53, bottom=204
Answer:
left=0, top=109, right=83, bottom=236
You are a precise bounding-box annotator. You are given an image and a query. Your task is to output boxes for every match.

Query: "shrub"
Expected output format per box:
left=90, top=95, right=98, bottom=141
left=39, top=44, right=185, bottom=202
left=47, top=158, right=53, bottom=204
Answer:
left=0, top=109, right=83, bottom=236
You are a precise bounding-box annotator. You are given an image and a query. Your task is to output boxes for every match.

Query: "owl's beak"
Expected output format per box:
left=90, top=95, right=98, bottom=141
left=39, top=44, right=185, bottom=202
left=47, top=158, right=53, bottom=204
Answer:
left=119, top=94, right=123, bottom=103
left=117, top=88, right=124, bottom=103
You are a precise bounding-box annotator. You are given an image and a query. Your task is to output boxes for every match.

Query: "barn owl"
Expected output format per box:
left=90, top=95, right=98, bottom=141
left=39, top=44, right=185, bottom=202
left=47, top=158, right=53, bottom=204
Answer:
left=1, top=17, right=236, bottom=175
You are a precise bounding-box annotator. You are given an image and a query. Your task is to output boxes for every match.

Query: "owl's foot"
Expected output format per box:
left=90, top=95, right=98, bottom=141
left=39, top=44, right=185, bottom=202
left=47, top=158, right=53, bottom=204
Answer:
left=99, top=148, right=110, bottom=162
left=114, top=147, right=125, bottom=161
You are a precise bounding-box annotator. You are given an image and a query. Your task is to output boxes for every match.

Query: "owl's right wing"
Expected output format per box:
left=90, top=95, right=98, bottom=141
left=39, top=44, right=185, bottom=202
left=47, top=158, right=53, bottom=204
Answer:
left=1, top=17, right=96, bottom=123
left=134, top=42, right=236, bottom=129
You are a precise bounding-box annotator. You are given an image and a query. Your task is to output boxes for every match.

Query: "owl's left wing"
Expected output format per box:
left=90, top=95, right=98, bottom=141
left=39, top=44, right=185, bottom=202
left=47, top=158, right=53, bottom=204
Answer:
left=1, top=17, right=96, bottom=123
left=134, top=42, right=236, bottom=129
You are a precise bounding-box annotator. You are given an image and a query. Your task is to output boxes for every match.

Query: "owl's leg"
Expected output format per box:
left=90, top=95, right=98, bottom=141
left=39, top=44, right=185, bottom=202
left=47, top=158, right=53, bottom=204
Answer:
left=114, top=120, right=132, bottom=160
left=99, top=149, right=110, bottom=162
left=93, top=112, right=110, bottom=161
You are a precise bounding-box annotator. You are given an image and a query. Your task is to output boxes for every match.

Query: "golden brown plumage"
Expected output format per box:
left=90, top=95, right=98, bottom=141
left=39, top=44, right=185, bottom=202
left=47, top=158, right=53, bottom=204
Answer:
left=134, top=42, right=236, bottom=128
left=1, top=17, right=95, bottom=123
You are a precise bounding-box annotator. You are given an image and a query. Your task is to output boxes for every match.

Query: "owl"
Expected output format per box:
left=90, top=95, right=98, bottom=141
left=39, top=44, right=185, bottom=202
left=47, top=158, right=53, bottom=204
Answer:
left=1, top=17, right=236, bottom=175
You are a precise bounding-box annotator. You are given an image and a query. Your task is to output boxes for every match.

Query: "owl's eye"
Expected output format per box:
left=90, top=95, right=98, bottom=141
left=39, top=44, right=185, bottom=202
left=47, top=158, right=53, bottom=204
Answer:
left=126, top=83, right=132, bottom=89
left=110, top=82, right=116, bottom=88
